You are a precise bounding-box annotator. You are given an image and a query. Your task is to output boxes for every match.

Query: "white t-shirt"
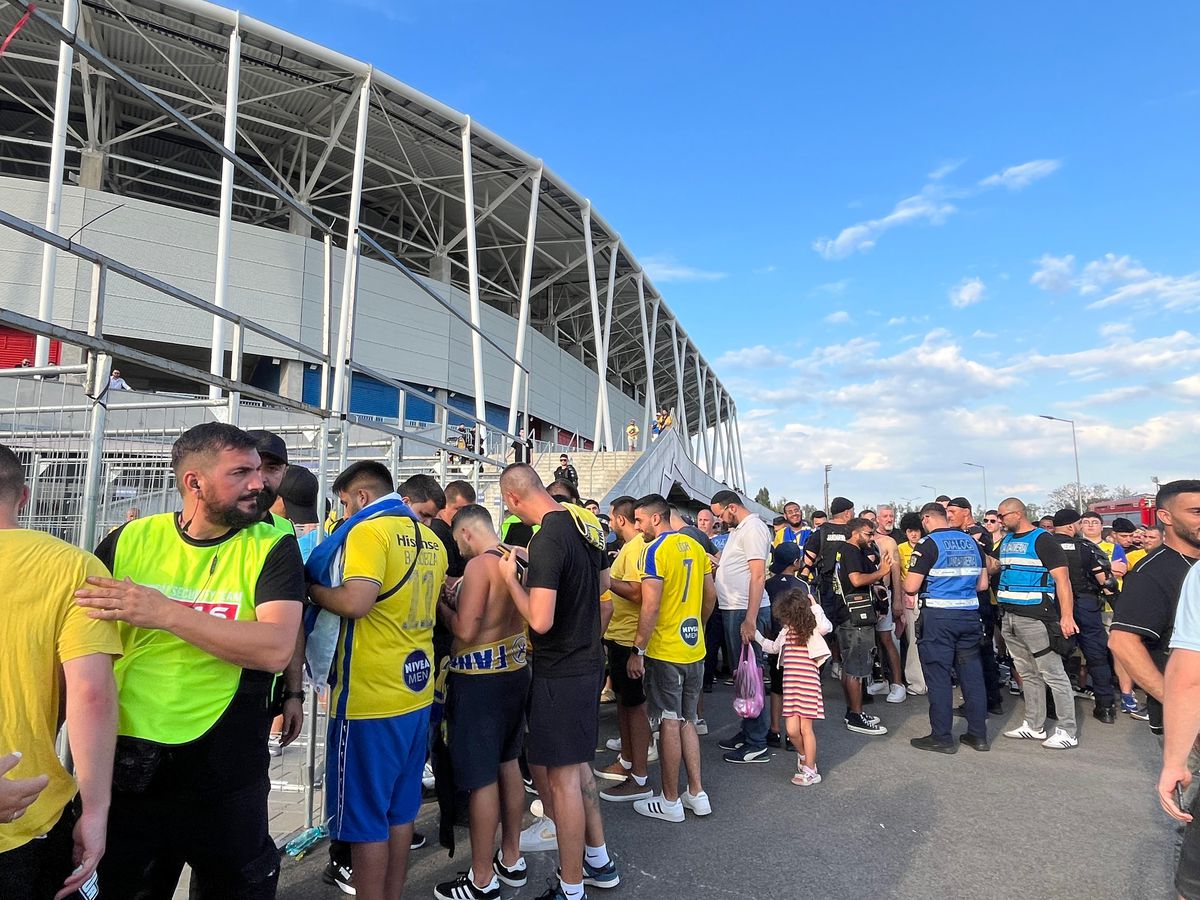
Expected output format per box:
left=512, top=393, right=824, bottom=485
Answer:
left=715, top=514, right=771, bottom=611
left=1170, top=562, right=1200, bottom=652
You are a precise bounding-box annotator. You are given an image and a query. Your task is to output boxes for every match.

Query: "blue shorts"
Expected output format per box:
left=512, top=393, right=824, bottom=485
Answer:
left=327, top=708, right=430, bottom=843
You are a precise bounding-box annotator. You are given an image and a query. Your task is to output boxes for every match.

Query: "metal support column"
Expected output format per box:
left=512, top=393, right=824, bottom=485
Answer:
left=693, top=355, right=709, bottom=472
left=592, top=240, right=617, bottom=450
left=331, top=74, right=372, bottom=423
left=507, top=164, right=542, bottom=438
left=732, top=406, right=748, bottom=492
left=460, top=118, right=489, bottom=457
left=34, top=0, right=80, bottom=367
left=670, top=324, right=690, bottom=458
left=581, top=202, right=607, bottom=450
left=78, top=261, right=108, bottom=552
left=209, top=20, right=241, bottom=401
left=636, top=277, right=658, bottom=444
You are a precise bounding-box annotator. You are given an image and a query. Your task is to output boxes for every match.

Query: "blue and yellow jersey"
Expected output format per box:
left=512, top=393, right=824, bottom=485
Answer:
left=640, top=532, right=711, bottom=664
left=330, top=516, right=448, bottom=719
left=772, top=524, right=810, bottom=548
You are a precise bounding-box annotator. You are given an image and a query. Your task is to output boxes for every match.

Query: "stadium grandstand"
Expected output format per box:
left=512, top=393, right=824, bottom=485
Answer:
left=0, top=0, right=747, bottom=521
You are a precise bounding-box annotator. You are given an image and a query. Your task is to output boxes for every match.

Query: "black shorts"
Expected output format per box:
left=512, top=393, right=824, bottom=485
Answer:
left=816, top=579, right=840, bottom=623
left=604, top=641, right=646, bottom=708
left=1179, top=793, right=1200, bottom=899
left=0, top=800, right=86, bottom=900
left=526, top=669, right=602, bottom=768
left=448, top=667, right=531, bottom=791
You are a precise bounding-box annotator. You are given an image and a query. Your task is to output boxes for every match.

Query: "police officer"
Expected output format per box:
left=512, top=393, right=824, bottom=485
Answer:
left=904, top=502, right=991, bottom=753
left=1050, top=508, right=1118, bottom=724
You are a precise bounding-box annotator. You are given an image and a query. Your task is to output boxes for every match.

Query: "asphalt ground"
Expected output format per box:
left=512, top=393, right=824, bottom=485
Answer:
left=278, top=674, right=1178, bottom=900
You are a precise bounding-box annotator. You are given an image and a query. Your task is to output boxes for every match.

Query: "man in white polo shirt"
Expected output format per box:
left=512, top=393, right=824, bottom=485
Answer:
left=709, top=490, right=773, bottom=764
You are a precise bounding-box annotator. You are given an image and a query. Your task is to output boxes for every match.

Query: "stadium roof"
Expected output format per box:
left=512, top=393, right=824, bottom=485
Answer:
left=0, top=0, right=740, bottom=457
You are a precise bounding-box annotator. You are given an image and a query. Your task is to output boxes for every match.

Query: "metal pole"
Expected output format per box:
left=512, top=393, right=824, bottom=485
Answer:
left=34, top=0, right=80, bottom=367
left=636, top=276, right=657, bottom=445
left=693, top=356, right=708, bottom=471
left=227, top=323, right=243, bottom=425
left=320, top=233, right=333, bottom=409
left=581, top=203, right=607, bottom=451
left=331, top=74, right=372, bottom=421
left=823, top=464, right=832, bottom=516
left=460, top=118, right=489, bottom=459
left=595, top=241, right=618, bottom=451
left=1071, top=420, right=1082, bottom=511
left=78, top=261, right=108, bottom=551
left=670, top=325, right=689, bottom=458
left=209, top=20, right=241, bottom=401
left=303, top=687, right=318, bottom=828
left=964, top=462, right=988, bottom=511
left=507, top=164, right=542, bottom=437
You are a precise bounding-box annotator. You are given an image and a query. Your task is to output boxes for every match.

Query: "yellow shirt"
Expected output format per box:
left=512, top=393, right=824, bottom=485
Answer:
left=602, top=534, right=646, bottom=646
left=898, top=540, right=915, bottom=578
left=1126, top=548, right=1148, bottom=572
left=0, top=530, right=121, bottom=853
left=330, top=517, right=448, bottom=719
left=640, top=532, right=712, bottom=664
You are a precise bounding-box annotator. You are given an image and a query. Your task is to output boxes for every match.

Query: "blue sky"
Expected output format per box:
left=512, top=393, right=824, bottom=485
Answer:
left=250, top=1, right=1200, bottom=508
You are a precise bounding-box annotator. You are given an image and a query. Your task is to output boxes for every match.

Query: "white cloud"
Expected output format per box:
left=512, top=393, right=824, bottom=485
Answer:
left=949, top=276, right=986, bottom=308
left=928, top=159, right=966, bottom=180
left=753, top=264, right=778, bottom=275
left=823, top=310, right=851, bottom=325
left=1099, top=321, right=1133, bottom=339
left=1030, top=251, right=1200, bottom=312
left=715, top=345, right=791, bottom=369
left=1030, top=254, right=1076, bottom=293
left=812, top=188, right=956, bottom=260
left=812, top=279, right=850, bottom=295
left=641, top=255, right=727, bottom=283
left=887, top=316, right=907, bottom=326
left=979, top=158, right=1062, bottom=191
left=971, top=329, right=997, bottom=339
left=1078, top=253, right=1151, bottom=294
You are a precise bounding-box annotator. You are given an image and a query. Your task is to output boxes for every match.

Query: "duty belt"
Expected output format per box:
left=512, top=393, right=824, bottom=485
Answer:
left=448, top=633, right=529, bottom=674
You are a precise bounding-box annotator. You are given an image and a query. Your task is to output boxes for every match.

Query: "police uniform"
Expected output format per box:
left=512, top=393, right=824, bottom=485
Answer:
left=908, top=528, right=988, bottom=748
left=1049, top=509, right=1117, bottom=719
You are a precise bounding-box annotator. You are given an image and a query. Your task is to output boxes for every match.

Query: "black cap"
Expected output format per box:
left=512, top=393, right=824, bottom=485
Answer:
left=1053, top=508, right=1081, bottom=527
left=277, top=466, right=319, bottom=525
left=830, top=497, right=854, bottom=516
left=1111, top=517, right=1137, bottom=534
left=947, top=497, right=972, bottom=510
left=773, top=515, right=787, bottom=526
left=770, top=542, right=805, bottom=574
left=246, top=430, right=289, bottom=465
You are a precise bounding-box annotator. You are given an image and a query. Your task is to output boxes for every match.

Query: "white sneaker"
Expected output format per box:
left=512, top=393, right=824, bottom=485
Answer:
left=886, top=683, right=907, bottom=704
left=422, top=761, right=435, bottom=790
left=694, top=718, right=709, bottom=736
left=1041, top=728, right=1079, bottom=750
left=866, top=680, right=889, bottom=696
left=831, top=661, right=842, bottom=679
left=633, top=795, right=684, bottom=823
left=907, top=686, right=928, bottom=696
left=530, top=799, right=543, bottom=818
left=605, top=737, right=622, bottom=752
left=518, top=816, right=557, bottom=852
left=1003, top=723, right=1047, bottom=741
left=647, top=739, right=659, bottom=763
left=681, top=789, right=712, bottom=816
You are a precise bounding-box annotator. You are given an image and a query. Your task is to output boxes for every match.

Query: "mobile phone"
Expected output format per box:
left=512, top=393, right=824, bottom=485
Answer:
left=1176, top=782, right=1187, bottom=811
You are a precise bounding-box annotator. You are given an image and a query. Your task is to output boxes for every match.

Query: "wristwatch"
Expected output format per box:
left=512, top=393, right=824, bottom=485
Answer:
left=282, top=690, right=306, bottom=702
left=632, top=645, right=647, bottom=657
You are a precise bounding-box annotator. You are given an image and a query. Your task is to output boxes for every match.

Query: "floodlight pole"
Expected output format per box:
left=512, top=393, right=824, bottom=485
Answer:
left=1040, top=414, right=1083, bottom=511
left=963, top=461, right=988, bottom=510
left=210, top=20, right=241, bottom=401
left=823, top=464, right=832, bottom=516
left=35, top=0, right=79, bottom=367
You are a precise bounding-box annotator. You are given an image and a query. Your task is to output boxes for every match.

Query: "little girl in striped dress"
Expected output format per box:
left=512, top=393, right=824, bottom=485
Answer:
left=755, top=585, right=832, bottom=785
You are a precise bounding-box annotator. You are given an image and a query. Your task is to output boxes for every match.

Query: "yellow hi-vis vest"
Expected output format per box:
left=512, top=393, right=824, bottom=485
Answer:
left=110, top=513, right=287, bottom=744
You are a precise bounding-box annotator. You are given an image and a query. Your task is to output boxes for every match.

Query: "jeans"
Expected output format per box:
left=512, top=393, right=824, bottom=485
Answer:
left=1001, top=611, right=1077, bottom=737
left=703, top=611, right=726, bottom=686
left=722, top=605, right=773, bottom=749
left=1074, top=594, right=1116, bottom=707
left=918, top=608, right=987, bottom=742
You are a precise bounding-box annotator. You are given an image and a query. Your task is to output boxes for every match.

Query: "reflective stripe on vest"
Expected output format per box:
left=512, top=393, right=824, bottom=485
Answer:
left=111, top=513, right=285, bottom=744
left=997, top=528, right=1052, bottom=606
left=920, top=530, right=982, bottom=609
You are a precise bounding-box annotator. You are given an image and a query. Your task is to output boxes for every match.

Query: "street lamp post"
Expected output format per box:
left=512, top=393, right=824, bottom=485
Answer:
left=823, top=464, right=832, bottom=515
left=963, top=462, right=988, bottom=511
left=1039, top=415, right=1083, bottom=511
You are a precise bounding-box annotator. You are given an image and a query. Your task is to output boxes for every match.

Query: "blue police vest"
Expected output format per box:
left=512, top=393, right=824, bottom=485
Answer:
left=920, top=529, right=983, bottom=609
left=997, top=528, right=1053, bottom=608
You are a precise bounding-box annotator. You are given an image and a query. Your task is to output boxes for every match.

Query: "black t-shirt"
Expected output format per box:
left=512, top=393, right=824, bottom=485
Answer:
left=804, top=522, right=850, bottom=580
left=553, top=465, right=579, bottom=486
left=427, top=516, right=466, bottom=579
left=1111, top=545, right=1199, bottom=729
left=833, top=542, right=873, bottom=624
left=525, top=509, right=610, bottom=678
left=680, top=525, right=717, bottom=556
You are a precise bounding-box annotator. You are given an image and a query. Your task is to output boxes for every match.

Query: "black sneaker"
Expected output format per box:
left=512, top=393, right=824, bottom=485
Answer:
left=845, top=712, right=888, bottom=736
left=910, top=734, right=957, bottom=754
left=534, top=879, right=585, bottom=900
left=723, top=745, right=772, bottom=764
left=323, top=860, right=355, bottom=895
left=717, top=735, right=746, bottom=752
left=765, top=730, right=782, bottom=747
left=410, top=831, right=428, bottom=850
left=493, top=849, right=528, bottom=887
left=434, top=872, right=500, bottom=900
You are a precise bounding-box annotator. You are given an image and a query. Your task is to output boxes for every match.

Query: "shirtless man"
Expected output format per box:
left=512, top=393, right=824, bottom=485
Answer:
left=434, top=505, right=532, bottom=899
left=868, top=510, right=907, bottom=703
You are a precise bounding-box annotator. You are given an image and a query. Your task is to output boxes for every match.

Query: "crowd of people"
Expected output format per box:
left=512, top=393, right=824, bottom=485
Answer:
left=2, top=422, right=1199, bottom=899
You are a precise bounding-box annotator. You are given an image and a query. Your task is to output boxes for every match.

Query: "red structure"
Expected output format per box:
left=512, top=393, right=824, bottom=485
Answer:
left=1090, top=494, right=1158, bottom=527
left=0, top=326, right=60, bottom=368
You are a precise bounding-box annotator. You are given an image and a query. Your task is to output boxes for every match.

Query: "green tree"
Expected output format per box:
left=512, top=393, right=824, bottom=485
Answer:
left=754, top=486, right=772, bottom=509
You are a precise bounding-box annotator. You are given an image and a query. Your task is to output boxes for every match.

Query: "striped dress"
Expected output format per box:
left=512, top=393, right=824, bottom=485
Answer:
left=781, top=639, right=824, bottom=720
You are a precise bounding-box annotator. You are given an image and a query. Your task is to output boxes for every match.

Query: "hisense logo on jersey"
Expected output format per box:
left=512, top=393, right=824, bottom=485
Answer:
left=680, top=617, right=700, bottom=646
left=403, top=650, right=431, bottom=692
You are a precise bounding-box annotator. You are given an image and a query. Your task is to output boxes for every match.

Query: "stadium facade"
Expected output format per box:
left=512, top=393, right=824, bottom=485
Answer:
left=0, top=0, right=746, bottom=488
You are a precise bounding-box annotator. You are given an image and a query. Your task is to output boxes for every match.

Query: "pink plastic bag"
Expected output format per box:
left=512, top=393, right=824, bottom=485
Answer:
left=733, top=642, right=764, bottom=719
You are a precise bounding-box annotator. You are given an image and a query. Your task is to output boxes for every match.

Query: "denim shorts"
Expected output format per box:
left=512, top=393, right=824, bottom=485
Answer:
left=837, top=623, right=875, bottom=679
left=644, top=658, right=703, bottom=726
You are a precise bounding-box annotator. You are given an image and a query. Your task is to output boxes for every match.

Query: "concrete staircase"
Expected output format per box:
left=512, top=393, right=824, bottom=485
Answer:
left=533, top=450, right=641, bottom=502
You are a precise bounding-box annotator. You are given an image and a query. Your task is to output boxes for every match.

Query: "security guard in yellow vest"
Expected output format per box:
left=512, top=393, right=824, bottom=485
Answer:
left=77, top=422, right=305, bottom=899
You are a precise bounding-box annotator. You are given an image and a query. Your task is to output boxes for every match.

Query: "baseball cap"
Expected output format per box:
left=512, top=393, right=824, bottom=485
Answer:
left=830, top=497, right=854, bottom=516
left=773, top=515, right=787, bottom=526
left=246, top=430, right=289, bottom=465
left=1053, top=508, right=1081, bottom=527
left=770, top=542, right=805, bottom=574
left=1111, top=517, right=1137, bottom=534
left=277, top=466, right=319, bottom=524
left=947, top=497, right=972, bottom=510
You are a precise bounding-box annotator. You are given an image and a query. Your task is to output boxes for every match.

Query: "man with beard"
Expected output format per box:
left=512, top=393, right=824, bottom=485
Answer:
left=832, top=517, right=892, bottom=735
left=246, top=430, right=293, bottom=535
left=773, top=502, right=810, bottom=548
left=946, top=498, right=1004, bottom=715
left=801, top=498, right=856, bottom=674
left=79, top=423, right=304, bottom=898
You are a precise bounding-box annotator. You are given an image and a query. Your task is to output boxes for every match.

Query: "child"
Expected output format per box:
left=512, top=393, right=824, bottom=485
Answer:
left=755, top=586, right=832, bottom=785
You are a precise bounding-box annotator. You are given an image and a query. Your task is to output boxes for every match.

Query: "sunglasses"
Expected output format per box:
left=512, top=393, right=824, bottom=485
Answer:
left=983, top=518, right=999, bottom=524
